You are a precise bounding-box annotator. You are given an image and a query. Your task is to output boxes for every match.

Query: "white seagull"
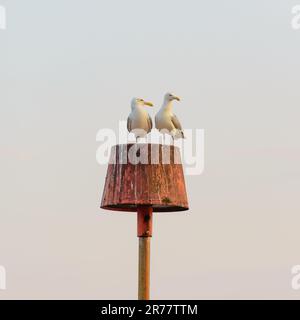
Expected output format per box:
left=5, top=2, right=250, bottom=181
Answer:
left=127, top=97, right=153, bottom=142
left=155, top=93, right=185, bottom=142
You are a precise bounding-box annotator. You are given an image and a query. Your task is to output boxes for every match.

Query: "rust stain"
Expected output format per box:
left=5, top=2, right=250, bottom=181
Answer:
left=162, top=197, right=171, bottom=204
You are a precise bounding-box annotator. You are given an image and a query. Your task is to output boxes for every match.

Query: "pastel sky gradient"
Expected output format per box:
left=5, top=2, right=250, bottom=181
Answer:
left=0, top=0, right=300, bottom=299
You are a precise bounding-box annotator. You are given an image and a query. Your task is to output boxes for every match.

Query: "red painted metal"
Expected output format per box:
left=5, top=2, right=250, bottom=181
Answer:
left=100, top=144, right=189, bottom=212
left=137, top=206, right=153, bottom=237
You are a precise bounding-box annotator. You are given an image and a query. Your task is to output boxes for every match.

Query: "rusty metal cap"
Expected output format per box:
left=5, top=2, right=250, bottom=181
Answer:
left=100, top=144, right=189, bottom=213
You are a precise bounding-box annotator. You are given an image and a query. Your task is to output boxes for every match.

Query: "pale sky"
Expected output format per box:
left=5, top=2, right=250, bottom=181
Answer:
left=0, top=0, right=300, bottom=299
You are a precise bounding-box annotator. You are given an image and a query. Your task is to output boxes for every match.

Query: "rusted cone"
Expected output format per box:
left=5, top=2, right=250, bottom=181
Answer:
left=100, top=144, right=189, bottom=300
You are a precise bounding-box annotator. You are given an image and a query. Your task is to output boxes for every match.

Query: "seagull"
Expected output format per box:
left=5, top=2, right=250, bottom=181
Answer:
left=155, top=93, right=185, bottom=143
left=127, top=98, right=153, bottom=142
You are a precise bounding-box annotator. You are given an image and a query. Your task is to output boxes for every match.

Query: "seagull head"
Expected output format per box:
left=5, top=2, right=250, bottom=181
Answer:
left=131, top=97, right=153, bottom=109
left=164, top=92, right=181, bottom=102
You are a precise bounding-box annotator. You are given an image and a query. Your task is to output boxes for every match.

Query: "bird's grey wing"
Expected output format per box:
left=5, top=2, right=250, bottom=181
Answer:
left=171, top=114, right=185, bottom=138
left=147, top=114, right=153, bottom=133
left=127, top=116, right=132, bottom=132
left=171, top=114, right=183, bottom=130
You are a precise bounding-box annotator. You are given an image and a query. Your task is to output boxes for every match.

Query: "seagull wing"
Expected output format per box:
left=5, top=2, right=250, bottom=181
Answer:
left=171, top=114, right=185, bottom=138
left=147, top=114, right=153, bottom=133
left=127, top=115, right=132, bottom=132
left=171, top=114, right=182, bottom=130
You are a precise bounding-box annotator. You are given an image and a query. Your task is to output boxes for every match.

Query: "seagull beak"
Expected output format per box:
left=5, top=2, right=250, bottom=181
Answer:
left=174, top=96, right=180, bottom=101
left=144, top=101, right=153, bottom=107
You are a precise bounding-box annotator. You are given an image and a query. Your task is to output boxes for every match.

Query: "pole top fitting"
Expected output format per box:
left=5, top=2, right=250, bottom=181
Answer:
left=137, top=206, right=153, bottom=237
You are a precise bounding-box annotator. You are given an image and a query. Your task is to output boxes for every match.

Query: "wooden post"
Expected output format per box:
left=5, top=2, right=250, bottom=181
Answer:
left=137, top=206, right=153, bottom=300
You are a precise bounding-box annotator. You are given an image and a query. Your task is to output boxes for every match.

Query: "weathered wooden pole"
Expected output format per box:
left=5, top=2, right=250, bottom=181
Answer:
left=100, top=144, right=188, bottom=300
